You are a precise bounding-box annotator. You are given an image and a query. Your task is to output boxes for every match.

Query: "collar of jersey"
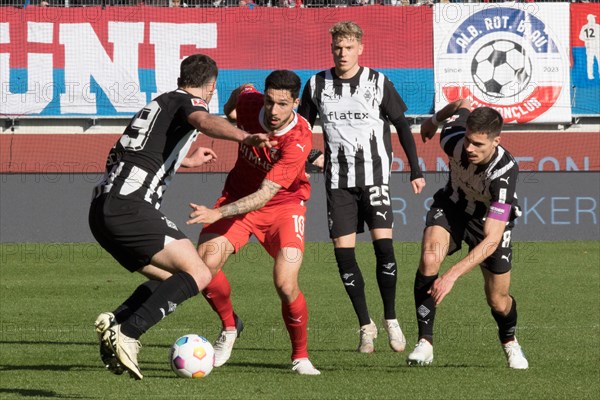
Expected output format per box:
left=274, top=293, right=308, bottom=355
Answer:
left=258, top=107, right=298, bottom=137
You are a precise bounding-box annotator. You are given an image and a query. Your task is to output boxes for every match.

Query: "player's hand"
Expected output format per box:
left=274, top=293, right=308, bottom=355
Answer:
left=243, top=133, right=277, bottom=149
left=420, top=118, right=438, bottom=143
left=187, top=203, right=222, bottom=225
left=181, top=147, right=217, bottom=168
left=428, top=275, right=457, bottom=305
left=411, top=177, right=426, bottom=194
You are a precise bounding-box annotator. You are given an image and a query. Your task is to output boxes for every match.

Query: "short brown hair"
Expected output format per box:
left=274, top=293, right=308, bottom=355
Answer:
left=466, top=107, right=503, bottom=138
left=329, top=21, right=363, bottom=43
left=177, top=54, right=218, bottom=89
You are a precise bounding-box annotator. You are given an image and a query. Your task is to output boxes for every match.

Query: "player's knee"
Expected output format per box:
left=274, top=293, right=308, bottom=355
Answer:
left=373, top=238, right=395, bottom=263
left=486, top=293, right=511, bottom=314
left=188, top=264, right=213, bottom=292
left=420, top=251, right=442, bottom=273
left=275, top=280, right=299, bottom=302
left=334, top=247, right=357, bottom=272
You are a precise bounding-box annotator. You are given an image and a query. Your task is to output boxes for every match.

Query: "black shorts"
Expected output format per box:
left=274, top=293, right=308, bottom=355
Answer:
left=425, top=196, right=514, bottom=274
left=89, top=194, right=188, bottom=272
left=326, top=185, right=394, bottom=239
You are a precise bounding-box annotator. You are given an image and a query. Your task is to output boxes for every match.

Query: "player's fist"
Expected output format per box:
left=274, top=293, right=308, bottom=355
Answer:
left=187, top=203, right=222, bottom=225
left=242, top=133, right=277, bottom=149
left=411, top=177, right=426, bottom=194
left=420, top=119, right=438, bottom=143
left=181, top=147, right=217, bottom=168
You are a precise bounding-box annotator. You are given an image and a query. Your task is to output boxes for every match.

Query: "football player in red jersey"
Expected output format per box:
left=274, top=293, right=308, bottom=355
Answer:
left=187, top=70, right=320, bottom=375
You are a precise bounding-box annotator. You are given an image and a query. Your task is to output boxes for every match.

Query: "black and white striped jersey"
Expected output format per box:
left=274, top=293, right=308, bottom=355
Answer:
left=93, top=89, right=208, bottom=208
left=436, top=108, right=520, bottom=220
left=299, top=67, right=421, bottom=189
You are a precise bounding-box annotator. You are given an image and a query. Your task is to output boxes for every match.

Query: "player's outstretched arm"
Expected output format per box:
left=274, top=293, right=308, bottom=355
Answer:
left=180, top=147, right=217, bottom=168
left=187, top=179, right=282, bottom=225
left=421, top=99, right=471, bottom=143
left=428, top=216, right=505, bottom=305
left=188, top=111, right=275, bottom=149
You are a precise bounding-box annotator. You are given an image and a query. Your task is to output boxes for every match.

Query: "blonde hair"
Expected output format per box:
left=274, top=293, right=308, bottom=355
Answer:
left=329, top=21, right=363, bottom=43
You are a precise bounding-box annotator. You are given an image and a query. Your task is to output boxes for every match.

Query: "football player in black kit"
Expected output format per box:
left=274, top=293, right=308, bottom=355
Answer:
left=406, top=99, right=528, bottom=370
left=299, top=21, right=426, bottom=354
left=89, top=54, right=273, bottom=379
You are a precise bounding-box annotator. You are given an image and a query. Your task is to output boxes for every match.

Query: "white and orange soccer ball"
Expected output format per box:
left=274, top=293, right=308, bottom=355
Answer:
left=169, top=334, right=215, bottom=378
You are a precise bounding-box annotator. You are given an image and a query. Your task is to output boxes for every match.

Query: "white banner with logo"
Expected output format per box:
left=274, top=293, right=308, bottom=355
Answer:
left=434, top=3, right=571, bottom=123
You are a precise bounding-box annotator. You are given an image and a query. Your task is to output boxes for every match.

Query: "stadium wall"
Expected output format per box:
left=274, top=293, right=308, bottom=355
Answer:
left=1, top=172, right=598, bottom=243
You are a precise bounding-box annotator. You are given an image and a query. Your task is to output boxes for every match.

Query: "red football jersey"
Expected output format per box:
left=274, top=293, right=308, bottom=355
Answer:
left=221, top=87, right=312, bottom=206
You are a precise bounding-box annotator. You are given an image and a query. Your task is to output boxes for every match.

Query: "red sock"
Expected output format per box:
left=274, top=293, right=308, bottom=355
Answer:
left=282, top=291, right=309, bottom=360
left=202, top=270, right=236, bottom=329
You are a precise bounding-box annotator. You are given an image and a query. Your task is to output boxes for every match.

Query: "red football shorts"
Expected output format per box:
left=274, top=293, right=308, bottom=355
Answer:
left=201, top=197, right=307, bottom=258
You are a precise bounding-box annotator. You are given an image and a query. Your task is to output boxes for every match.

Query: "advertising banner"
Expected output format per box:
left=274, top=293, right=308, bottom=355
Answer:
left=0, top=6, right=433, bottom=116
left=434, top=3, right=572, bottom=123
left=571, top=3, right=600, bottom=115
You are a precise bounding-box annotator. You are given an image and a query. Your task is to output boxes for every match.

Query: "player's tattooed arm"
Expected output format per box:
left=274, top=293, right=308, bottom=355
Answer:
left=220, top=179, right=282, bottom=217
left=187, top=179, right=282, bottom=225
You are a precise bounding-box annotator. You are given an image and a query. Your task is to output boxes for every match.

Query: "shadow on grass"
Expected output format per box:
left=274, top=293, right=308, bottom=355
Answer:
left=0, top=340, right=94, bottom=347
left=0, top=388, right=86, bottom=398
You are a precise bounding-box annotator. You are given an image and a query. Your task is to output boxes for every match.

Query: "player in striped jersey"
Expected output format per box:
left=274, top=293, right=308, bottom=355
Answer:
left=299, top=21, right=426, bottom=353
left=406, top=99, right=529, bottom=369
left=90, top=54, right=273, bottom=379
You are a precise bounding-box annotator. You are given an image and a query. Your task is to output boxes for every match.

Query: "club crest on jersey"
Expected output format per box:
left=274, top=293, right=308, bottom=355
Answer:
left=191, top=98, right=208, bottom=109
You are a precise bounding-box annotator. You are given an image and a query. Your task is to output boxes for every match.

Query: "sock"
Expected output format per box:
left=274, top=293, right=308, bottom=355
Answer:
left=334, top=247, right=370, bottom=327
left=373, top=239, right=397, bottom=320
left=113, top=280, right=161, bottom=324
left=282, top=292, right=309, bottom=360
left=202, top=270, right=236, bottom=329
left=121, top=272, right=199, bottom=339
left=414, top=271, right=438, bottom=344
left=491, top=295, right=518, bottom=344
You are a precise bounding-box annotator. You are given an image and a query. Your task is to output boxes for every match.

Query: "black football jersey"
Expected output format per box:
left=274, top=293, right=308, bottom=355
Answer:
left=436, top=108, right=520, bottom=220
left=94, top=89, right=209, bottom=208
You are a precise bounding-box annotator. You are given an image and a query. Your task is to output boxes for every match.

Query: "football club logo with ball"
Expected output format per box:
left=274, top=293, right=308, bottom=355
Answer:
left=434, top=4, right=570, bottom=123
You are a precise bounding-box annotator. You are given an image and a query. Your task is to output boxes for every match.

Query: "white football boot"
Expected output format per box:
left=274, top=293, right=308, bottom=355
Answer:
left=292, top=358, right=321, bottom=375
left=213, top=315, right=244, bottom=367
left=406, top=338, right=434, bottom=366
left=102, top=324, right=143, bottom=380
left=502, top=338, right=529, bottom=369
left=357, top=319, right=378, bottom=353
left=381, top=318, right=406, bottom=352
left=94, top=312, right=124, bottom=375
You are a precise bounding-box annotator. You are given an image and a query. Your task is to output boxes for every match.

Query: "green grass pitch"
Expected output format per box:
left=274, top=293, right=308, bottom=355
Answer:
left=0, top=241, right=598, bottom=399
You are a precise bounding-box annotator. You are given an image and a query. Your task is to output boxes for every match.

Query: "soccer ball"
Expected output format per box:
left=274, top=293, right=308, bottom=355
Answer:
left=169, top=334, right=215, bottom=378
left=471, top=39, right=532, bottom=98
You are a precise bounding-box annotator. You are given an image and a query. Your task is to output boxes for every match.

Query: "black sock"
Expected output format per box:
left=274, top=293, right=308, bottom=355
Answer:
left=113, top=280, right=161, bottom=324
left=121, top=272, right=199, bottom=339
left=334, top=247, right=370, bottom=327
left=414, top=271, right=438, bottom=344
left=491, top=295, right=518, bottom=343
left=373, top=239, right=397, bottom=320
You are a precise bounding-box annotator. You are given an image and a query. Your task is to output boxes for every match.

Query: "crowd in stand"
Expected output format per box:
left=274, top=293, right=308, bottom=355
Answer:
left=2, top=0, right=598, bottom=8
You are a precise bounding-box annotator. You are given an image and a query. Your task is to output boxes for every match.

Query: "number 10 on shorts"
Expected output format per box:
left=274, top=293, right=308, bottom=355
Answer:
left=292, top=215, right=305, bottom=242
